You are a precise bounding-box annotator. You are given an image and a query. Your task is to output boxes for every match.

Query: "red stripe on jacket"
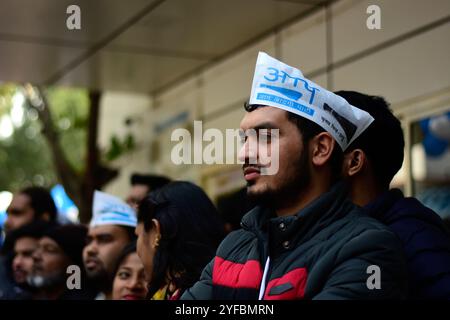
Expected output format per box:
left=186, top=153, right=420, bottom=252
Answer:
left=264, top=267, right=308, bottom=300
left=212, top=256, right=263, bottom=289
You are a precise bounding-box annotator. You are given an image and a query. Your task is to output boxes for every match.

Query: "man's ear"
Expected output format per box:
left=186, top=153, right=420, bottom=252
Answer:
left=311, top=132, right=335, bottom=167
left=344, top=149, right=366, bottom=177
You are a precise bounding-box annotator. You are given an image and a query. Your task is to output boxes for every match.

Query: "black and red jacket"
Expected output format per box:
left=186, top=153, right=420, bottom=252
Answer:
left=182, top=182, right=408, bottom=300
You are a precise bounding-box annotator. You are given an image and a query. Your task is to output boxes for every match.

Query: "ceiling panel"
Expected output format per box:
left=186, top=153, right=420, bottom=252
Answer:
left=56, top=50, right=206, bottom=93
left=0, top=0, right=152, bottom=42
left=0, top=41, right=85, bottom=84
left=0, top=0, right=330, bottom=93
left=112, top=0, right=320, bottom=55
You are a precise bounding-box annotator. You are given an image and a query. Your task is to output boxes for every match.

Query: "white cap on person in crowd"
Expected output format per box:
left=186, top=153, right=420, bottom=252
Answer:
left=249, top=51, right=374, bottom=151
left=90, top=190, right=137, bottom=228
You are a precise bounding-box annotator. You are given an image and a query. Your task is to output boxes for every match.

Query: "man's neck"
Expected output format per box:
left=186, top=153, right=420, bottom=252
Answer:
left=350, top=177, right=384, bottom=207
left=275, top=181, right=331, bottom=217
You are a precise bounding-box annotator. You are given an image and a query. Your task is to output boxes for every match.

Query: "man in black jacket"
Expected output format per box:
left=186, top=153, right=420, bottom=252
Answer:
left=338, top=90, right=450, bottom=299
left=181, top=52, right=407, bottom=300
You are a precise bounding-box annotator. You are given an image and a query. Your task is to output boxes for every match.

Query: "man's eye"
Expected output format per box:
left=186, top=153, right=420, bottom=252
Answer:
left=7, top=209, right=25, bottom=216
left=44, top=246, right=58, bottom=254
left=98, top=237, right=112, bottom=244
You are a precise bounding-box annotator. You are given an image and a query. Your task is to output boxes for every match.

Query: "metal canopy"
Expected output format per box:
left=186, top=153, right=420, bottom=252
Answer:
left=0, top=0, right=331, bottom=94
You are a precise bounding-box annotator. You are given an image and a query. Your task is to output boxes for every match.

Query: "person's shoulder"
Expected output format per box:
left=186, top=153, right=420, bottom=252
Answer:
left=388, top=194, right=445, bottom=224
left=334, top=206, right=403, bottom=252
left=215, top=227, right=258, bottom=259
left=219, top=228, right=256, bottom=247
left=344, top=205, right=394, bottom=234
left=387, top=196, right=450, bottom=241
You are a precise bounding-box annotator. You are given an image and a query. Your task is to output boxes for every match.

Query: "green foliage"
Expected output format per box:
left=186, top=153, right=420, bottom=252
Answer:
left=45, top=87, right=89, bottom=172
left=0, top=84, right=88, bottom=192
left=104, top=133, right=136, bottom=162
left=1, top=84, right=137, bottom=193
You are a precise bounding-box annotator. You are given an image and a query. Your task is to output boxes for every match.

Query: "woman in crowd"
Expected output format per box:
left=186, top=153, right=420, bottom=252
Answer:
left=135, top=181, right=225, bottom=300
left=112, top=242, right=147, bottom=300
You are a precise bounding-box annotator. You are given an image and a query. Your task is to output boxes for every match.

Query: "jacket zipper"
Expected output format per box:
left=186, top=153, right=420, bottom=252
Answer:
left=258, top=257, right=271, bottom=300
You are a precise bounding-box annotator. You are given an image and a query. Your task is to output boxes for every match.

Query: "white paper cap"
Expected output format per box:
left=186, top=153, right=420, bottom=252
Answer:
left=90, top=190, right=137, bottom=228
left=249, top=52, right=374, bottom=150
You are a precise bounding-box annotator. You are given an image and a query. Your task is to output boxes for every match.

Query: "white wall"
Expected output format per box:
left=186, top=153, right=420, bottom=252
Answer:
left=99, top=91, right=153, bottom=199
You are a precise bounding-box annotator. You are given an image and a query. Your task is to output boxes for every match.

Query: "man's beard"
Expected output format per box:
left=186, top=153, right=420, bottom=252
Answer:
left=245, top=149, right=311, bottom=210
left=86, top=267, right=112, bottom=293
left=27, top=271, right=65, bottom=289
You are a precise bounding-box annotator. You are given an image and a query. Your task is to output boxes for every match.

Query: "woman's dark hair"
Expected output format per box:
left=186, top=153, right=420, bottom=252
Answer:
left=137, top=181, right=225, bottom=298
left=112, top=241, right=137, bottom=281
left=130, top=174, right=171, bottom=190
left=244, top=102, right=343, bottom=182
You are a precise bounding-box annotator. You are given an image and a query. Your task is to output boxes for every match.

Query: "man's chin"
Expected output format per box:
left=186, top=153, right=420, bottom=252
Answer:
left=86, top=269, right=112, bottom=291
left=86, top=269, right=103, bottom=279
left=13, top=271, right=27, bottom=284
left=14, top=277, right=27, bottom=285
left=246, top=183, right=271, bottom=202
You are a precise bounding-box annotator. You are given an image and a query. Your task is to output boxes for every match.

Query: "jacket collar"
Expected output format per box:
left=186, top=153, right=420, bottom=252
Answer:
left=363, top=188, right=404, bottom=220
left=241, top=181, right=357, bottom=255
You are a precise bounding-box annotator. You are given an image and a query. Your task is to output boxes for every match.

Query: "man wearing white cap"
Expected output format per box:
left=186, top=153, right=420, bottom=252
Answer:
left=182, top=52, right=407, bottom=300
left=82, top=191, right=137, bottom=300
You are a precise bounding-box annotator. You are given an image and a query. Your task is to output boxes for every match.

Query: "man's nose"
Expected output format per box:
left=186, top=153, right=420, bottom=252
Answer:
left=238, top=136, right=258, bottom=164
left=12, top=256, right=22, bottom=269
left=85, top=241, right=98, bottom=256
left=32, top=248, right=42, bottom=263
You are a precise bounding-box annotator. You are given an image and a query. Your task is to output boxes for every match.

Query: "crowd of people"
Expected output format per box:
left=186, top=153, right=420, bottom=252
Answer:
left=0, top=54, right=449, bottom=300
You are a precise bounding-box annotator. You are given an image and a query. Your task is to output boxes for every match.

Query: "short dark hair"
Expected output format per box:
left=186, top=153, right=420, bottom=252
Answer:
left=130, top=174, right=171, bottom=192
left=1, top=220, right=51, bottom=255
left=42, top=224, right=88, bottom=267
left=335, top=91, right=405, bottom=188
left=20, top=186, right=57, bottom=223
left=137, top=181, right=225, bottom=298
left=244, top=102, right=343, bottom=181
